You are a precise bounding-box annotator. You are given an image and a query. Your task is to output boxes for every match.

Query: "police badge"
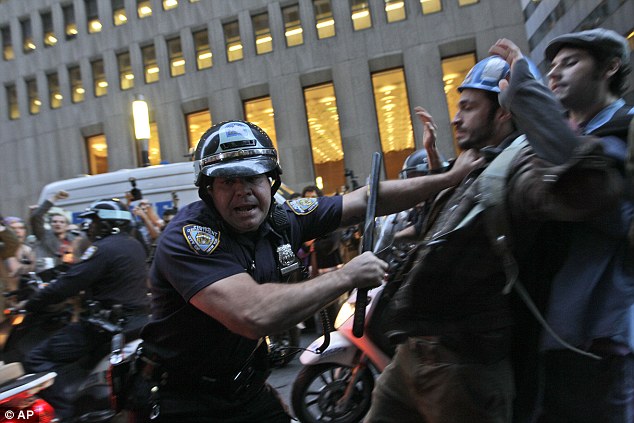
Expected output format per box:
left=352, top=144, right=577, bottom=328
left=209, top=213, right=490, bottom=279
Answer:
left=276, top=244, right=300, bottom=276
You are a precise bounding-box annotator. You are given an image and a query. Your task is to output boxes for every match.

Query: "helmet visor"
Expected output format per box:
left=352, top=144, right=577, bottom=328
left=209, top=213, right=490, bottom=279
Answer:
left=200, top=156, right=278, bottom=178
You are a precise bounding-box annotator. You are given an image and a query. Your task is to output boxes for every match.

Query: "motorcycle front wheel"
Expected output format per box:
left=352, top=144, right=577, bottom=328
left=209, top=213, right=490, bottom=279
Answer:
left=291, top=363, right=374, bottom=423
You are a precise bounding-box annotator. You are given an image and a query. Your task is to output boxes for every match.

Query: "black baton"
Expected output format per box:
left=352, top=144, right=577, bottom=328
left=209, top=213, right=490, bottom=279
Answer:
left=352, top=152, right=382, bottom=338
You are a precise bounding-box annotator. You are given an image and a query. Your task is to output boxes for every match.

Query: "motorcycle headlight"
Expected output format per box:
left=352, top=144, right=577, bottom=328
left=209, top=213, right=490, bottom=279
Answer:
left=334, top=301, right=355, bottom=329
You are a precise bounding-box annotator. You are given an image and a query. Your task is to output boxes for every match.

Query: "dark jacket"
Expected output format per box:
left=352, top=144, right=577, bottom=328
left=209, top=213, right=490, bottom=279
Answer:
left=387, top=59, right=622, bottom=339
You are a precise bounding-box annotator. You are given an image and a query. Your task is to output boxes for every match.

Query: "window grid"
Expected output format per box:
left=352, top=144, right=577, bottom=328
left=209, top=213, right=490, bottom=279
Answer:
left=1, top=26, right=13, bottom=60
left=313, top=0, right=336, bottom=39
left=252, top=13, right=273, bottom=55
left=282, top=5, right=304, bottom=47
left=86, top=0, right=103, bottom=33
left=86, top=134, right=109, bottom=174
left=92, top=59, right=108, bottom=97
left=63, top=4, right=78, bottom=40
left=118, top=51, right=134, bottom=90
left=113, top=0, right=128, bottom=26
left=142, top=44, right=160, bottom=83
left=167, top=37, right=186, bottom=77
left=6, top=84, right=19, bottom=119
left=385, top=0, right=406, bottom=23
left=137, top=0, right=152, bottom=18
left=350, top=0, right=372, bottom=31
left=47, top=72, right=63, bottom=109
left=223, top=21, right=243, bottom=62
left=42, top=11, right=57, bottom=47
left=69, top=65, right=85, bottom=103
left=193, top=29, right=212, bottom=70
left=26, top=78, right=40, bottom=115
left=21, top=18, right=35, bottom=53
left=420, top=0, right=442, bottom=14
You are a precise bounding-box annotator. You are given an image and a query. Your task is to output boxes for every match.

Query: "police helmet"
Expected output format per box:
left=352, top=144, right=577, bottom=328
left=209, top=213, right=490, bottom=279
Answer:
left=458, top=55, right=542, bottom=93
left=79, top=198, right=132, bottom=237
left=193, top=120, right=282, bottom=187
left=399, top=149, right=449, bottom=179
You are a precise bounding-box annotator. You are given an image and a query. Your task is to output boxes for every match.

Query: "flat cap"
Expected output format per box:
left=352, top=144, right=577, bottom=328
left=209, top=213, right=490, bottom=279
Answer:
left=545, top=28, right=629, bottom=63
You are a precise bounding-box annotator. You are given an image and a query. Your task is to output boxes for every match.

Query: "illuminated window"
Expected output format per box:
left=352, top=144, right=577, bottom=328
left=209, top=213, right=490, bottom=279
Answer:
left=113, top=0, right=128, bottom=26
left=420, top=0, right=442, bottom=14
left=313, top=0, right=335, bottom=39
left=252, top=13, right=273, bottom=55
left=223, top=21, right=243, bottom=62
left=167, top=37, right=185, bottom=77
left=63, top=4, right=78, bottom=40
left=91, top=59, right=107, bottom=97
left=185, top=109, right=212, bottom=150
left=21, top=18, right=35, bottom=53
left=148, top=122, right=162, bottom=165
left=163, top=0, right=178, bottom=10
left=86, top=0, right=102, bottom=33
left=42, top=11, right=57, bottom=47
left=26, top=78, right=40, bottom=115
left=304, top=83, right=345, bottom=195
left=350, top=0, right=372, bottom=31
left=193, top=29, right=212, bottom=70
left=142, top=44, right=159, bottom=83
left=118, top=51, right=134, bottom=90
left=385, top=0, right=406, bottom=23
left=244, top=97, right=277, bottom=149
left=69, top=65, right=85, bottom=103
left=86, top=134, right=109, bottom=174
left=6, top=84, right=19, bottom=120
left=137, top=0, right=152, bottom=18
left=1, top=26, right=13, bottom=60
left=282, top=5, right=303, bottom=47
left=459, top=0, right=479, bottom=5
left=372, top=68, right=414, bottom=179
left=48, top=72, right=63, bottom=109
left=442, top=53, right=476, bottom=149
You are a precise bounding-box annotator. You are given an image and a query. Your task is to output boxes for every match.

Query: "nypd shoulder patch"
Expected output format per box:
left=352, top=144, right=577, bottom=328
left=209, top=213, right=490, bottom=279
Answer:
left=81, top=245, right=98, bottom=261
left=183, top=224, right=220, bottom=255
left=287, top=198, right=319, bottom=215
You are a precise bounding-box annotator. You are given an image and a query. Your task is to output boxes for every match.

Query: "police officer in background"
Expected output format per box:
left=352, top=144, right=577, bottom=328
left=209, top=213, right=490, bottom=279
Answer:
left=137, top=120, right=482, bottom=422
left=24, top=198, right=150, bottom=421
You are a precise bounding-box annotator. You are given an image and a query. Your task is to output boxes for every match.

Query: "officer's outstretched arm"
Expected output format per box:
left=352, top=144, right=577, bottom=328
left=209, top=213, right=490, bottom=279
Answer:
left=339, top=149, right=483, bottom=227
left=189, top=251, right=386, bottom=340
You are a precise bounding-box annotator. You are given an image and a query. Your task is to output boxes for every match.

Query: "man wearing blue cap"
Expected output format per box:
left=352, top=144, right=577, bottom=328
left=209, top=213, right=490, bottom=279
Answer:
left=364, top=42, right=624, bottom=422
left=528, top=28, right=633, bottom=423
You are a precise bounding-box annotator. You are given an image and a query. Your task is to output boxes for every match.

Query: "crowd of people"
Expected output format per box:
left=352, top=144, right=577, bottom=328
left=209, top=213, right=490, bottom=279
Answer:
left=0, top=27, right=632, bottom=423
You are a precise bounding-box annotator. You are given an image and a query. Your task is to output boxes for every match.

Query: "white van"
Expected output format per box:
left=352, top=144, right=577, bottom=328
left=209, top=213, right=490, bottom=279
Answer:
left=37, top=161, right=294, bottom=223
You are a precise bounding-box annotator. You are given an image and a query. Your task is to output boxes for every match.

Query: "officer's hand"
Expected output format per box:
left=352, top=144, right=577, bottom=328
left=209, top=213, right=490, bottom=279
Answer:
left=339, top=251, right=387, bottom=290
left=448, top=149, right=484, bottom=183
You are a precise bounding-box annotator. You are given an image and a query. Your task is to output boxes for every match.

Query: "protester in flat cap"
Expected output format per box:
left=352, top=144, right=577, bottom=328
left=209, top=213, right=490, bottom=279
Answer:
left=510, top=28, right=633, bottom=423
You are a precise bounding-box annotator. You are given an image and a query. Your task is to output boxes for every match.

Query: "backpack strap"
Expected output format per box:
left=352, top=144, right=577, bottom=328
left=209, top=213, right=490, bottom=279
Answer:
left=477, top=135, right=528, bottom=294
left=476, top=135, right=600, bottom=360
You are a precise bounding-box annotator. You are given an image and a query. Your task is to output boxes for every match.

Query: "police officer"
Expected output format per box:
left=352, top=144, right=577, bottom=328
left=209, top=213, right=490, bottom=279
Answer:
left=24, top=198, right=149, bottom=421
left=137, top=120, right=481, bottom=422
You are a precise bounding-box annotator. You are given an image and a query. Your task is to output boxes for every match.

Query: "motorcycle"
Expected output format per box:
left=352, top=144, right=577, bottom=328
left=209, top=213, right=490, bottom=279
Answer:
left=2, top=277, right=144, bottom=423
left=0, top=361, right=56, bottom=423
left=0, top=266, right=72, bottom=364
left=61, top=303, right=143, bottom=423
left=291, top=244, right=413, bottom=423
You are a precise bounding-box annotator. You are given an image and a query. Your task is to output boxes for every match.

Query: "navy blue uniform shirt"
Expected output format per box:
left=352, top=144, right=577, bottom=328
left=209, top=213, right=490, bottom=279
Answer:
left=25, top=232, right=149, bottom=312
left=141, top=197, right=342, bottom=376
